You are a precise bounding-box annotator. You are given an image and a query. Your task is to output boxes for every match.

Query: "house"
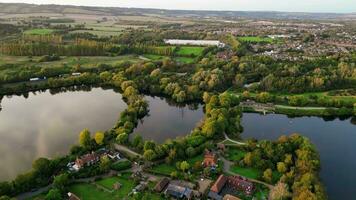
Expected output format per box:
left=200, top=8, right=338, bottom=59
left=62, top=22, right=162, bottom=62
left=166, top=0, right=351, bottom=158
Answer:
left=72, top=72, right=81, bottom=76
left=67, top=192, right=81, bottom=200
left=165, top=184, right=193, bottom=199
left=210, top=175, right=255, bottom=197
left=211, top=175, right=227, bottom=193
left=223, top=194, right=241, bottom=200
left=29, top=77, right=40, bottom=81
left=133, top=181, right=147, bottom=193
left=155, top=177, right=170, bottom=192
left=203, top=150, right=218, bottom=167
left=73, top=152, right=100, bottom=171
left=208, top=191, right=223, bottom=200
left=226, top=176, right=255, bottom=195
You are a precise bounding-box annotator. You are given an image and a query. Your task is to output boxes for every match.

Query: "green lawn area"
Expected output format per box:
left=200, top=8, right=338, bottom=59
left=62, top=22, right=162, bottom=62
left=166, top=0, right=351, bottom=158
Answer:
left=230, top=166, right=260, bottom=180
left=150, top=155, right=204, bottom=176
left=142, top=54, right=169, bottom=61
left=174, top=57, right=195, bottom=64
left=24, top=28, right=55, bottom=35
left=237, top=36, right=274, bottom=43
left=226, top=147, right=246, bottom=162
left=176, top=46, right=205, bottom=57
left=69, top=173, right=135, bottom=200
left=150, top=163, right=176, bottom=176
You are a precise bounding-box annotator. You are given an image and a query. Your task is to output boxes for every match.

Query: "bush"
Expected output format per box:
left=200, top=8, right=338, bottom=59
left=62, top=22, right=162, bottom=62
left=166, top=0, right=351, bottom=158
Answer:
left=110, top=160, right=132, bottom=171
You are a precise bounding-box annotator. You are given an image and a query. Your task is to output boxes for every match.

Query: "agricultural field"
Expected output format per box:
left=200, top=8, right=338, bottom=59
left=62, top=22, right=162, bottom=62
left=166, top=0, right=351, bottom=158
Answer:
left=237, top=36, right=275, bottom=43
left=175, top=46, right=205, bottom=57
left=23, top=28, right=55, bottom=35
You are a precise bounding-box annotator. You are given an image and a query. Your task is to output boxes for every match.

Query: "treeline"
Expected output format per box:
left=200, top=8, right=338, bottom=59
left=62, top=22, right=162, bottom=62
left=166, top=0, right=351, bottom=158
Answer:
left=22, top=34, right=63, bottom=44
left=0, top=39, right=110, bottom=56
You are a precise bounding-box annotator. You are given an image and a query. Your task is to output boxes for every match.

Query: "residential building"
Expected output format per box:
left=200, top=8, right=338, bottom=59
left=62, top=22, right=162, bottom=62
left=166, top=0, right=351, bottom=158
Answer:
left=155, top=177, right=170, bottom=193
left=203, top=150, right=218, bottom=167
left=165, top=184, right=193, bottom=199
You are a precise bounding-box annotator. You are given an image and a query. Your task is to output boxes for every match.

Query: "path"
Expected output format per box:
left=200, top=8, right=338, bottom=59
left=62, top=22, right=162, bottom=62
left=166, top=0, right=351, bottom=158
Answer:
left=16, top=184, right=52, bottom=200
left=114, top=144, right=143, bottom=158
left=220, top=156, right=274, bottom=189
left=275, top=104, right=333, bottom=110
left=222, top=133, right=246, bottom=146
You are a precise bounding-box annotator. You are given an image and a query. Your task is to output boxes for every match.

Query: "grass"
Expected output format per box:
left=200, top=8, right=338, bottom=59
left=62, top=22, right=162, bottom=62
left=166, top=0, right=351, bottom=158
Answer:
left=238, top=36, right=274, bottom=43
left=176, top=46, right=205, bottom=57
left=230, top=166, right=260, bottom=180
left=70, top=30, right=122, bottom=37
left=69, top=173, right=135, bottom=200
left=149, top=155, right=204, bottom=176
left=174, top=57, right=195, bottom=64
left=142, top=54, right=169, bottom=61
left=226, top=147, right=246, bottom=162
left=24, top=28, right=55, bottom=35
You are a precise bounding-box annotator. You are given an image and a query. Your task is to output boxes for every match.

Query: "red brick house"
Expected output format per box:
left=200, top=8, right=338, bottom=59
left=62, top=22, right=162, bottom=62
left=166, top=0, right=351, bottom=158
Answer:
left=74, top=152, right=100, bottom=170
left=210, top=175, right=255, bottom=196
left=203, top=150, right=218, bottom=167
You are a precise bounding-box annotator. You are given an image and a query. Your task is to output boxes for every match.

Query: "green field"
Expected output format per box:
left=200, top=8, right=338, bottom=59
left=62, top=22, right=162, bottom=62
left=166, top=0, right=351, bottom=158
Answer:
left=69, top=173, right=135, bottom=200
left=174, top=57, right=195, bottom=64
left=238, top=36, right=274, bottom=43
left=226, top=148, right=246, bottom=162
left=230, top=166, right=261, bottom=180
left=24, top=28, right=55, bottom=35
left=176, top=46, right=205, bottom=57
left=149, top=155, right=204, bottom=176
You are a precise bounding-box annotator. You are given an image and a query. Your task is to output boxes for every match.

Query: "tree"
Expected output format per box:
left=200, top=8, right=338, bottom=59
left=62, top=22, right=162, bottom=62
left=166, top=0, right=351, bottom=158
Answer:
left=132, top=135, right=143, bottom=148
left=143, top=149, right=156, bottom=161
left=277, top=162, right=287, bottom=174
left=79, top=129, right=91, bottom=148
left=234, top=74, right=245, bottom=88
left=45, top=189, right=62, bottom=200
left=117, top=133, right=128, bottom=144
left=180, top=161, right=190, bottom=172
left=270, top=182, right=291, bottom=200
left=100, top=156, right=111, bottom=172
left=32, top=158, right=52, bottom=179
left=94, top=131, right=104, bottom=145
left=263, top=168, right=273, bottom=183
left=144, top=141, right=156, bottom=151
left=185, top=147, right=196, bottom=158
left=53, top=173, right=69, bottom=192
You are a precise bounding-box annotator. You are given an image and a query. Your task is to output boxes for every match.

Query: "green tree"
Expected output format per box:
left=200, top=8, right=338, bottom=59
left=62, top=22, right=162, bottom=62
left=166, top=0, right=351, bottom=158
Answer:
left=53, top=173, right=69, bottom=192
left=180, top=161, right=190, bottom=172
left=132, top=135, right=143, bottom=148
left=100, top=156, right=111, bottom=172
left=94, top=131, right=104, bottom=145
left=263, top=168, right=273, bottom=183
left=277, top=162, right=287, bottom=174
left=117, top=133, right=129, bottom=144
left=79, top=129, right=91, bottom=148
left=143, top=149, right=156, bottom=161
left=143, top=141, right=156, bottom=151
left=185, top=147, right=196, bottom=158
left=45, top=189, right=62, bottom=200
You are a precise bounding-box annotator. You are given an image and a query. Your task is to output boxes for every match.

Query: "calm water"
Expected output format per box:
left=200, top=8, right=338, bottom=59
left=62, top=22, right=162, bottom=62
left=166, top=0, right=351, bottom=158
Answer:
left=133, top=96, right=204, bottom=143
left=241, top=113, right=356, bottom=200
left=0, top=87, right=127, bottom=181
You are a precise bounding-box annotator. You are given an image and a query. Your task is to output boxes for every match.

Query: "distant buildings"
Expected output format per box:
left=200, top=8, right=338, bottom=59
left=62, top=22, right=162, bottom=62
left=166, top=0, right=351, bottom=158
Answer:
left=164, top=39, right=225, bottom=48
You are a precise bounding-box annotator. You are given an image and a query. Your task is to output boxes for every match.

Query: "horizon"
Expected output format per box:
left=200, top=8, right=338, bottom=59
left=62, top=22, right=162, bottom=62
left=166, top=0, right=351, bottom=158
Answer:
left=1, top=0, right=355, bottom=13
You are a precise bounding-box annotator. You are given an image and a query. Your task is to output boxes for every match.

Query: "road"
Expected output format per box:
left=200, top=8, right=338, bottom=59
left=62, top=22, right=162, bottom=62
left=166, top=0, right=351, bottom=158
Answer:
left=222, top=133, right=246, bottom=146
left=114, top=144, right=143, bottom=158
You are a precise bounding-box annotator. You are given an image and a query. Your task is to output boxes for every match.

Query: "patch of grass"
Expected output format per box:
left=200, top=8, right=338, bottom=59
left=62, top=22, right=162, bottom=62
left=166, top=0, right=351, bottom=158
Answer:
left=142, top=54, right=169, bottom=61
left=230, top=166, right=261, bottom=180
left=174, top=57, right=195, bottom=63
left=176, top=46, right=205, bottom=57
left=69, top=173, right=135, bottom=200
left=226, top=147, right=246, bottom=162
left=150, top=163, right=176, bottom=176
left=238, top=36, right=274, bottom=43
left=24, top=28, right=54, bottom=35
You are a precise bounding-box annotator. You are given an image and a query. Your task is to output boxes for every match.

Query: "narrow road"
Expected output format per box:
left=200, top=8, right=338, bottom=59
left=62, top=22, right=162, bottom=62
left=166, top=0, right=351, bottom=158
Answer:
left=16, top=184, right=52, bottom=200
left=114, top=144, right=143, bottom=158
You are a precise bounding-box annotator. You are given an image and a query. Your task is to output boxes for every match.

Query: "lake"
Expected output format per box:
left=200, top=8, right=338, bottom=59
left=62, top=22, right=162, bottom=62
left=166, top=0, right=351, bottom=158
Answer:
left=0, top=88, right=204, bottom=181
left=241, top=113, right=356, bottom=200
left=133, top=96, right=204, bottom=143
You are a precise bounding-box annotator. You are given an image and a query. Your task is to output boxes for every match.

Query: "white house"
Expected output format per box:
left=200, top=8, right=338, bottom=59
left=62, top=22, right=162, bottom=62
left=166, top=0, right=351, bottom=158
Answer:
left=164, top=39, right=225, bottom=48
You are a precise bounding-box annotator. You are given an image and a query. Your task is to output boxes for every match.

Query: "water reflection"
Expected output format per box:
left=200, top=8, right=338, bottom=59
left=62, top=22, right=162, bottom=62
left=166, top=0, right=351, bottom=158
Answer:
left=0, top=87, right=126, bottom=181
left=133, top=96, right=204, bottom=143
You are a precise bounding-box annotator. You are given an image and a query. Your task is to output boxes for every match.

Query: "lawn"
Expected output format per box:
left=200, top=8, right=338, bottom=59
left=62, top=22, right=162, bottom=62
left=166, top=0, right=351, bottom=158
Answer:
left=174, top=56, right=195, bottom=64
left=69, top=173, right=135, bottom=200
left=176, top=46, right=205, bottom=57
left=226, top=147, right=246, bottom=162
left=238, top=36, right=274, bottom=43
left=24, top=28, right=55, bottom=35
left=230, top=166, right=260, bottom=180
left=142, top=54, right=169, bottom=61
left=150, top=163, right=176, bottom=176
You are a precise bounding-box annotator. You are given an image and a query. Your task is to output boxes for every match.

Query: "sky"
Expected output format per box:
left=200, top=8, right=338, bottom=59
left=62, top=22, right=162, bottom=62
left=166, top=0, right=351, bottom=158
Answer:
left=1, top=0, right=356, bottom=13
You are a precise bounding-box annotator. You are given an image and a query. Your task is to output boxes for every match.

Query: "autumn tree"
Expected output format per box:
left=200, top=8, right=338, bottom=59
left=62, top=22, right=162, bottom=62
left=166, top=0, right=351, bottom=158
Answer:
left=94, top=131, right=104, bottom=145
